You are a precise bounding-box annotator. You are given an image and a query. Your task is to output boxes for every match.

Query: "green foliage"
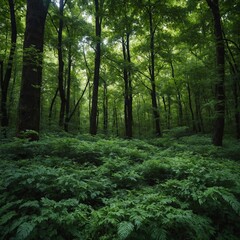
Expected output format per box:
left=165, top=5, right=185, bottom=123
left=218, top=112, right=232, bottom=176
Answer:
left=0, top=135, right=240, bottom=239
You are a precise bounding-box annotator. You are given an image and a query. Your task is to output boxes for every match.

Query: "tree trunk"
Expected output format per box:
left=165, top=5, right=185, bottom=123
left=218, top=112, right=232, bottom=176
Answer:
left=113, top=100, right=119, bottom=136
left=122, top=33, right=133, bottom=138
left=18, top=0, right=50, bottom=139
left=206, top=0, right=225, bottom=146
left=90, top=0, right=101, bottom=135
left=194, top=95, right=202, bottom=132
left=58, top=0, right=66, bottom=127
left=64, top=43, right=72, bottom=132
left=224, top=33, right=240, bottom=139
left=229, top=61, right=240, bottom=139
left=49, top=87, right=59, bottom=127
left=167, top=94, right=171, bottom=129
left=103, top=79, right=108, bottom=134
left=170, top=61, right=183, bottom=126
left=186, top=82, right=196, bottom=131
left=149, top=7, right=161, bottom=137
left=233, top=79, right=240, bottom=139
left=1, top=0, right=17, bottom=135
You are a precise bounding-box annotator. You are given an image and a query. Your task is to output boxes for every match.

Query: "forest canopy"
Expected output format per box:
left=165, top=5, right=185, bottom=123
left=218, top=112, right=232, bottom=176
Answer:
left=0, top=0, right=239, bottom=145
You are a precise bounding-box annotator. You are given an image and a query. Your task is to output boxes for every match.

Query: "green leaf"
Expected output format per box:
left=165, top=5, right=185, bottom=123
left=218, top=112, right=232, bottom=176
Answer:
left=0, top=211, right=17, bottom=225
left=20, top=200, right=40, bottom=209
left=118, top=221, right=134, bottom=240
left=151, top=227, right=167, bottom=240
left=15, top=222, right=36, bottom=240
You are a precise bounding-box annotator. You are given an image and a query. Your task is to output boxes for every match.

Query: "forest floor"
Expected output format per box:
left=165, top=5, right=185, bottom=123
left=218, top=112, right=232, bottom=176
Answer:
left=0, top=131, right=240, bottom=239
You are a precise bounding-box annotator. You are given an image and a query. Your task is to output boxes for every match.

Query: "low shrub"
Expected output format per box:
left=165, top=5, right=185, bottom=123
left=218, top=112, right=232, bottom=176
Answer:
left=0, top=135, right=240, bottom=239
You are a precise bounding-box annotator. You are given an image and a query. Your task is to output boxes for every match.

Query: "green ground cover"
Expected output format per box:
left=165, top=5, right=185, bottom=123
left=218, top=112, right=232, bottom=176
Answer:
left=0, top=133, right=240, bottom=239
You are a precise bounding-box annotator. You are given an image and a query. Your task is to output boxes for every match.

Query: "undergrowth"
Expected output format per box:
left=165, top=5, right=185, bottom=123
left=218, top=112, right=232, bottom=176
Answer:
left=0, top=134, right=239, bottom=239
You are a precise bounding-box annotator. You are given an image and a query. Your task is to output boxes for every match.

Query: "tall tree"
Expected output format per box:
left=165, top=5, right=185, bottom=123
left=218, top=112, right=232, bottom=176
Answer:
left=122, top=33, right=133, bottom=138
left=58, top=0, right=66, bottom=127
left=90, top=0, right=103, bottom=135
left=0, top=0, right=17, bottom=135
left=18, top=0, right=50, bottom=139
left=206, top=0, right=225, bottom=146
left=147, top=1, right=162, bottom=136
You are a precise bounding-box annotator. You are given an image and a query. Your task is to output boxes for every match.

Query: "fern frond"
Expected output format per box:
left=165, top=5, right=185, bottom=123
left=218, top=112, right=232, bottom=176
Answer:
left=117, top=221, right=134, bottom=240
left=15, top=222, right=36, bottom=240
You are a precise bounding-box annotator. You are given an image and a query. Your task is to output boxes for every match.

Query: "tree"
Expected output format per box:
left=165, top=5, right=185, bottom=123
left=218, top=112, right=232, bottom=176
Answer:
left=17, top=0, right=50, bottom=139
left=206, top=0, right=225, bottom=146
left=58, top=0, right=67, bottom=127
left=122, top=33, right=133, bottom=138
left=137, top=0, right=163, bottom=136
left=90, top=0, right=103, bottom=135
left=0, top=0, right=17, bottom=136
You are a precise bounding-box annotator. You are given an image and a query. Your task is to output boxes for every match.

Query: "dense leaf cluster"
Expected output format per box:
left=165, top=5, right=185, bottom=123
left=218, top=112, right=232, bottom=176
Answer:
left=0, top=134, right=240, bottom=239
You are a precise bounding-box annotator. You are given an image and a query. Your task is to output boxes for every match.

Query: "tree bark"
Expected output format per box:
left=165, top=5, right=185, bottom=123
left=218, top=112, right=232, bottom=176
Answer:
left=122, top=33, right=133, bottom=138
left=49, top=87, right=59, bottom=126
left=186, top=82, right=196, bottom=131
left=58, top=0, right=66, bottom=127
left=170, top=61, right=183, bottom=126
left=224, top=32, right=240, bottom=139
left=103, top=79, right=108, bottom=134
left=18, top=0, right=50, bottom=139
left=113, top=100, right=119, bottom=136
left=1, top=0, right=17, bottom=134
left=90, top=0, right=102, bottom=135
left=149, top=6, right=161, bottom=137
left=206, top=0, right=225, bottom=146
left=64, top=43, right=72, bottom=132
left=194, top=95, right=203, bottom=132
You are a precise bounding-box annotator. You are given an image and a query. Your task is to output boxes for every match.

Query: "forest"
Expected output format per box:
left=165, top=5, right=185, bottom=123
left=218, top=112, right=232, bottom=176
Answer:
left=0, top=0, right=240, bottom=239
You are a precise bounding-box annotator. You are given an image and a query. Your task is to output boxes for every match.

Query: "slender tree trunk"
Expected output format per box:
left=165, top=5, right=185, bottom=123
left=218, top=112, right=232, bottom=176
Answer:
left=186, top=82, right=196, bottom=131
left=58, top=0, right=66, bottom=127
left=206, top=0, right=225, bottom=146
left=64, top=43, right=72, bottom=132
left=113, top=100, right=119, bottom=136
left=49, top=87, right=59, bottom=126
left=122, top=34, right=133, bottom=138
left=229, top=61, right=240, bottom=138
left=103, top=79, right=108, bottom=134
left=224, top=34, right=240, bottom=138
left=1, top=0, right=17, bottom=135
left=233, top=79, right=240, bottom=139
left=162, top=96, right=167, bottom=128
left=18, top=0, right=50, bottom=139
left=126, top=33, right=133, bottom=138
left=90, top=0, right=101, bottom=135
left=167, top=94, right=171, bottom=129
left=137, top=98, right=141, bottom=136
left=170, top=61, right=183, bottom=126
left=149, top=7, right=161, bottom=136
left=66, top=48, right=91, bottom=126
left=195, top=96, right=200, bottom=132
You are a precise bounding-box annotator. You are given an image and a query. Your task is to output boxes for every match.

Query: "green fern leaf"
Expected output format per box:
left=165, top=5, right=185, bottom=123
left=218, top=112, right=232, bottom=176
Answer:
left=20, top=200, right=40, bottom=209
left=15, top=222, right=36, bottom=240
left=0, top=211, right=17, bottom=225
left=151, top=227, right=167, bottom=240
left=220, top=190, right=240, bottom=216
left=118, top=221, right=134, bottom=240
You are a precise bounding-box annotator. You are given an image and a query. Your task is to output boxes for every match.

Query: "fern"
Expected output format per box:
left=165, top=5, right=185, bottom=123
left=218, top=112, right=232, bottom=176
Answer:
left=117, top=221, right=134, bottom=240
left=0, top=135, right=240, bottom=239
left=15, top=222, right=36, bottom=240
left=0, top=211, right=17, bottom=225
left=150, top=227, right=167, bottom=240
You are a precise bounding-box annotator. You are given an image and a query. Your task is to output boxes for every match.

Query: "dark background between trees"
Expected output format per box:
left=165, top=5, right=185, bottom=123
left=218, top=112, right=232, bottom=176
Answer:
left=0, top=0, right=239, bottom=145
